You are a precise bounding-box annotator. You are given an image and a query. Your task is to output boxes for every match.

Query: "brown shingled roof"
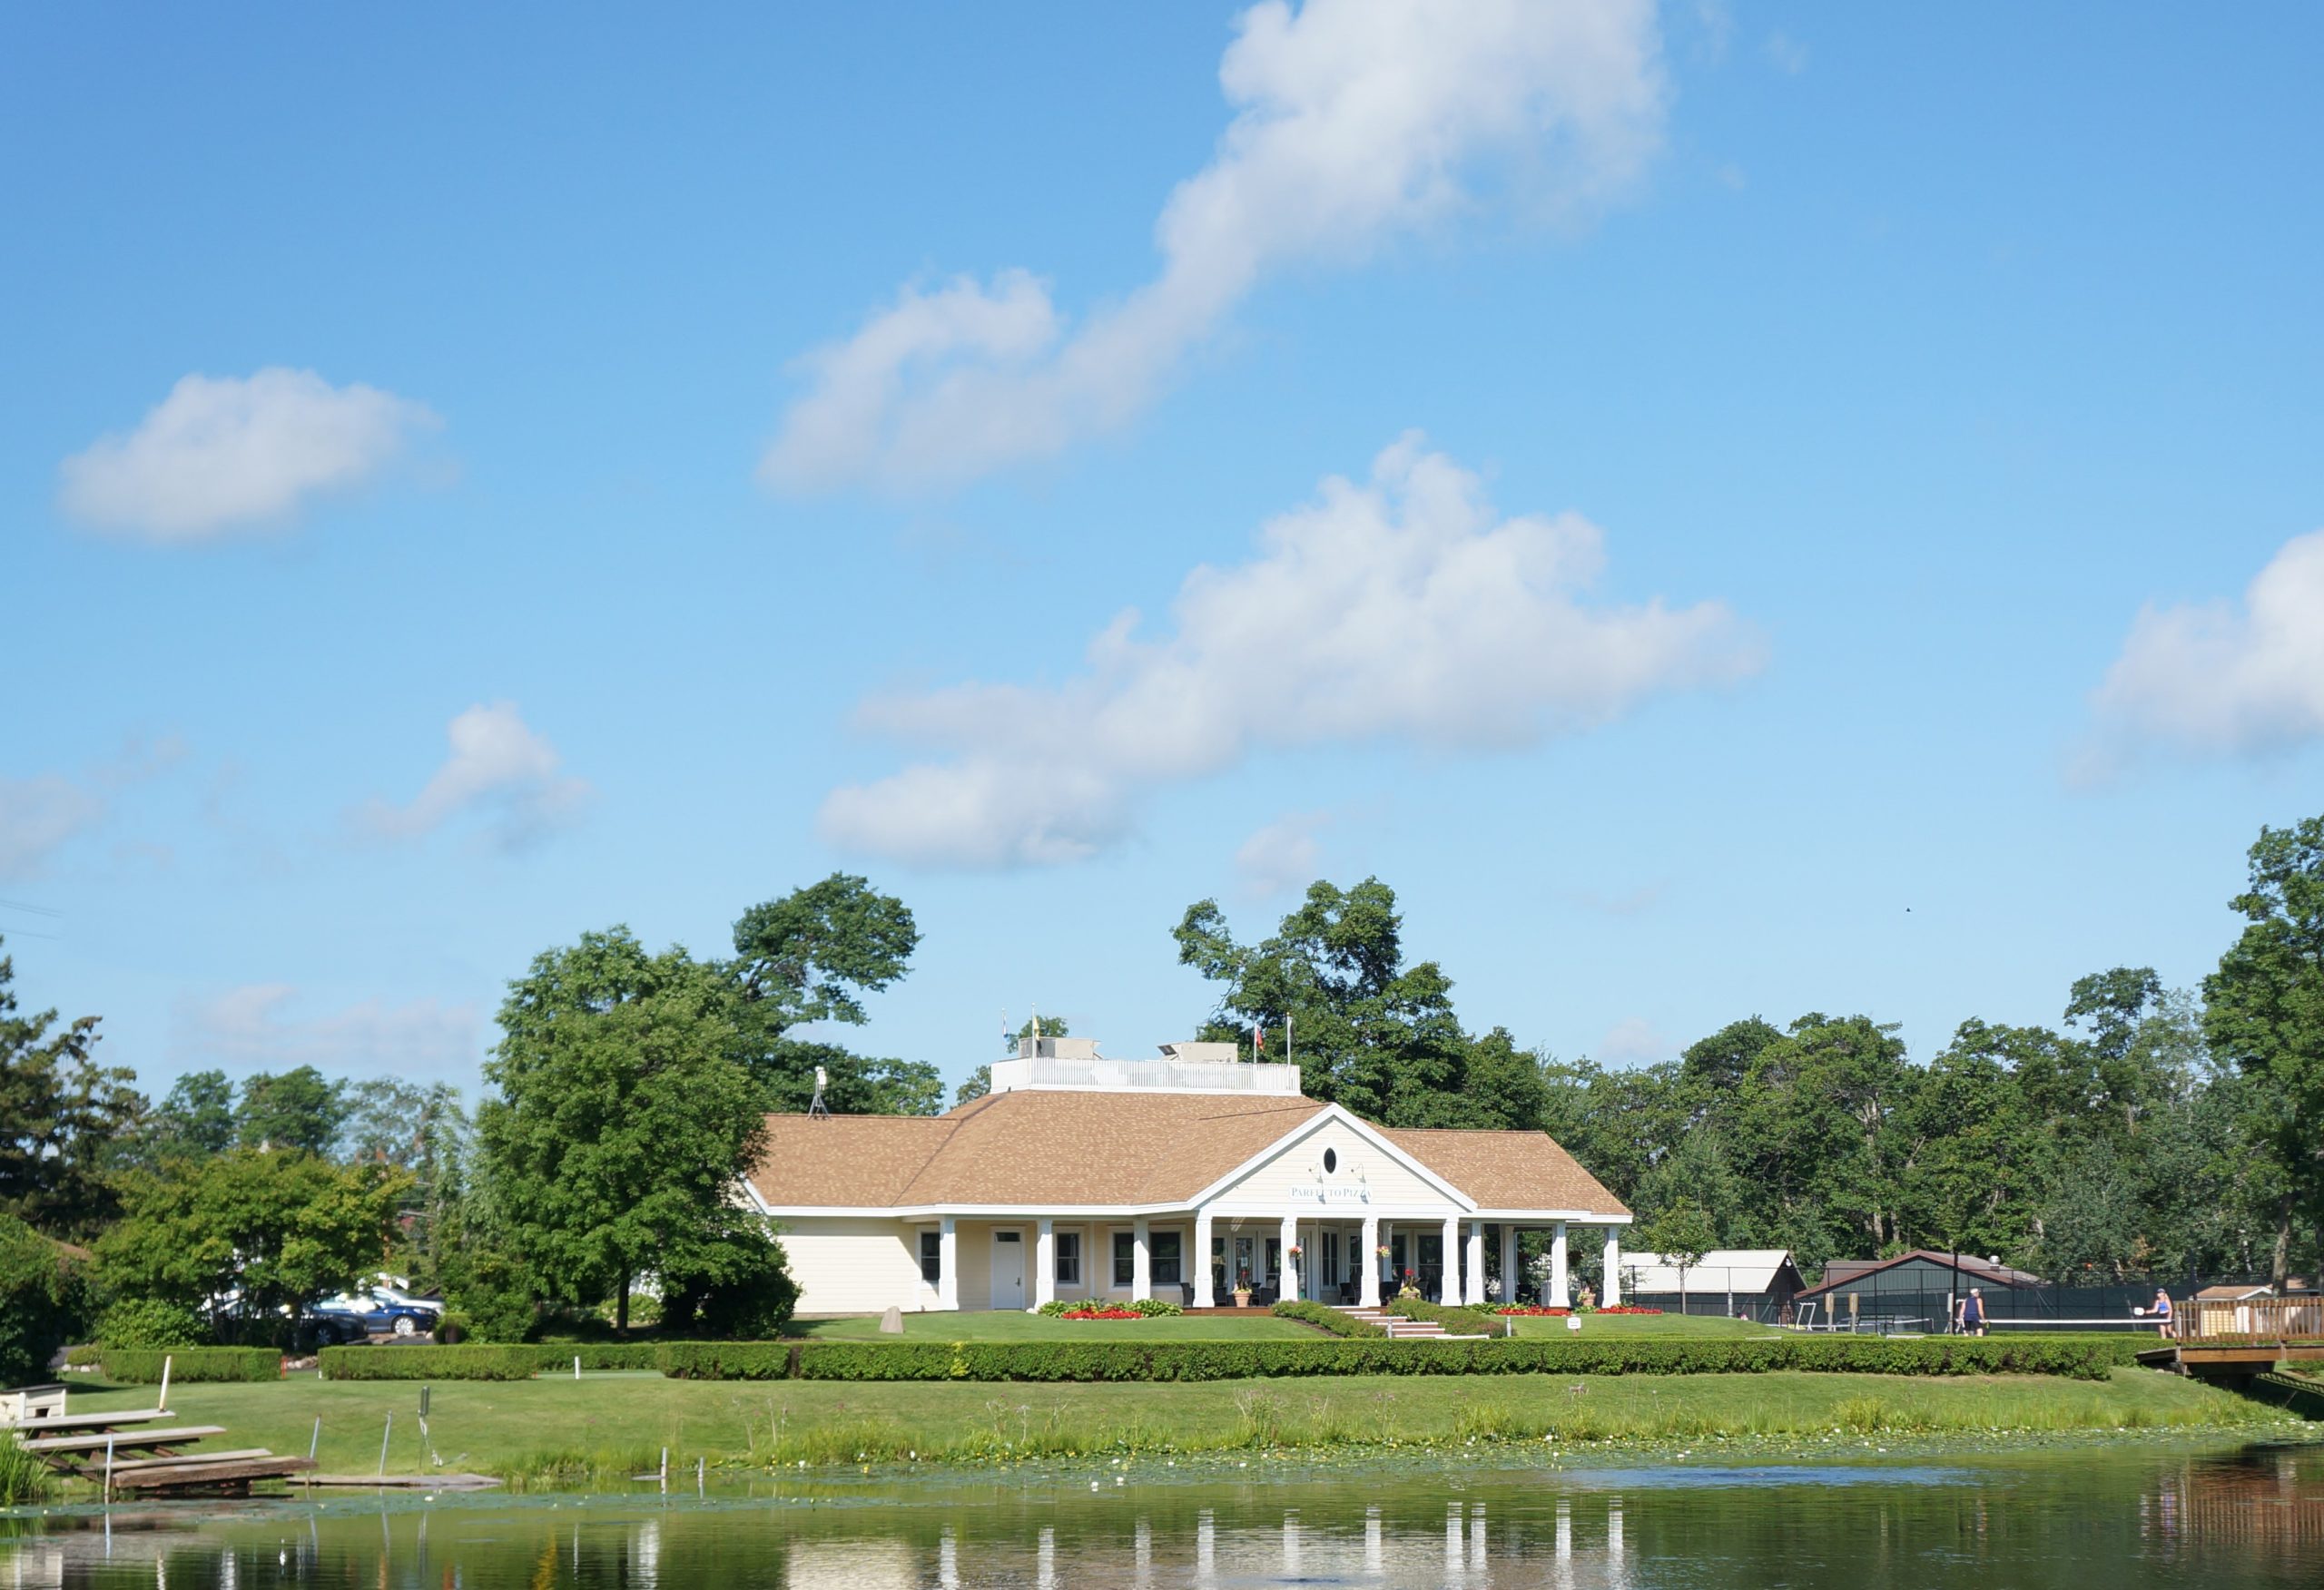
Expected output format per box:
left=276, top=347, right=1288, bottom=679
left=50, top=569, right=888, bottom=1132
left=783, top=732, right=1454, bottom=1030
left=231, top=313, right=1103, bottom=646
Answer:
left=748, top=1090, right=1326, bottom=1208
left=747, top=1089, right=1624, bottom=1215
left=1380, top=1127, right=1630, bottom=1218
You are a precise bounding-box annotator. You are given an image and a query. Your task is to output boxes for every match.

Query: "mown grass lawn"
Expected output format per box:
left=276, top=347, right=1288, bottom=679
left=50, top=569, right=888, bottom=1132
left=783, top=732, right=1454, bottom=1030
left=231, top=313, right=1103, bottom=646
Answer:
left=786, top=1311, right=1317, bottom=1342
left=58, top=1364, right=2290, bottom=1483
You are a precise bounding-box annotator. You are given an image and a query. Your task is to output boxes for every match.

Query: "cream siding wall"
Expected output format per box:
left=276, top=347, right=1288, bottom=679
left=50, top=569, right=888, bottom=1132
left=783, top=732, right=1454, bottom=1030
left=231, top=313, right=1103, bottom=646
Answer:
left=781, top=1217, right=940, bottom=1315
left=1208, top=1119, right=1454, bottom=1213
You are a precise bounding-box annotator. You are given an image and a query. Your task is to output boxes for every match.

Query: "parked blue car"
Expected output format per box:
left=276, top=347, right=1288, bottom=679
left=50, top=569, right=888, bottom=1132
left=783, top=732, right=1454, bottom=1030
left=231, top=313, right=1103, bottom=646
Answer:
left=308, top=1291, right=437, bottom=1343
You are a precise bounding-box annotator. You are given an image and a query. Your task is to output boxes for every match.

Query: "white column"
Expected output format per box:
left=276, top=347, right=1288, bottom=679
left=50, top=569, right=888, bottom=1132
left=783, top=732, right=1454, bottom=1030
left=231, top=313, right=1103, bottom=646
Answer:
left=1602, top=1229, right=1621, bottom=1306
left=1550, top=1221, right=1570, bottom=1309
left=1131, top=1216, right=1151, bottom=1301
left=1441, top=1215, right=1460, bottom=1304
left=1034, top=1218, right=1055, bottom=1311
left=1359, top=1214, right=1380, bottom=1308
left=1464, top=1221, right=1486, bottom=1305
left=938, top=1215, right=959, bottom=1311
left=1194, top=1212, right=1215, bottom=1308
left=1278, top=1213, right=1299, bottom=1301
left=1499, top=1224, right=1517, bottom=1305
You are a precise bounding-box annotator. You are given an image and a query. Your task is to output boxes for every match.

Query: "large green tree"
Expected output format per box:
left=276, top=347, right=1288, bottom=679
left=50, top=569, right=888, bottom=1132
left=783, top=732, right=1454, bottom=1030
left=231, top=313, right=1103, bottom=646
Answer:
left=0, top=1213, right=77, bottom=1386
left=138, top=1069, right=237, bottom=1162
left=728, top=874, right=940, bottom=1114
left=2204, top=814, right=2324, bottom=1283
left=1175, top=878, right=1528, bottom=1127
left=0, top=937, right=143, bottom=1237
left=479, top=928, right=773, bottom=1331
left=234, top=1065, right=349, bottom=1153
left=94, top=1147, right=407, bottom=1343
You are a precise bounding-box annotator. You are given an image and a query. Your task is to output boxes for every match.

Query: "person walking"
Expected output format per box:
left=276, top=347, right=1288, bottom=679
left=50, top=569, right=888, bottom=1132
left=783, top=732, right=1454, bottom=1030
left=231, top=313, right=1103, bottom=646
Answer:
left=1962, top=1287, right=1986, bottom=1337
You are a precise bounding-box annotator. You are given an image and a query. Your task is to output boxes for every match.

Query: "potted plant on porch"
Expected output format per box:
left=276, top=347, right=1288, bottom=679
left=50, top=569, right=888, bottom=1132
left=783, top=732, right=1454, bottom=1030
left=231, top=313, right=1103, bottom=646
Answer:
left=1232, top=1266, right=1253, bottom=1308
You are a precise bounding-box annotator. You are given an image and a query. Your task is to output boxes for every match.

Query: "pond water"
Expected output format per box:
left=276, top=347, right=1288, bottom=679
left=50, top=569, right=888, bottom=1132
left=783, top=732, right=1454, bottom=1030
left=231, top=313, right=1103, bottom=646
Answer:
left=6, top=1439, right=2324, bottom=1587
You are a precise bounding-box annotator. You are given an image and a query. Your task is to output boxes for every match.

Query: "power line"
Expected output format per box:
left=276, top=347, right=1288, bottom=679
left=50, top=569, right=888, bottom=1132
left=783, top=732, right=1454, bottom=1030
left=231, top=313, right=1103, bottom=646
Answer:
left=0, top=897, right=65, bottom=918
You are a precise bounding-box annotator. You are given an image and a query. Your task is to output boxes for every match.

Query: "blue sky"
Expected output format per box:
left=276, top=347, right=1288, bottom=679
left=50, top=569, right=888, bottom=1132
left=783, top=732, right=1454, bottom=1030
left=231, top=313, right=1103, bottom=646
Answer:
left=6, top=2, right=2321, bottom=1104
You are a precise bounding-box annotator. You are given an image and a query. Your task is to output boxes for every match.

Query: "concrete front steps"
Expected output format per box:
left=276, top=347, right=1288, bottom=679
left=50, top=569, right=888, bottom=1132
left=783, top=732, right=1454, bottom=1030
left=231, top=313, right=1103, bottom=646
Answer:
left=1335, top=1307, right=1489, bottom=1340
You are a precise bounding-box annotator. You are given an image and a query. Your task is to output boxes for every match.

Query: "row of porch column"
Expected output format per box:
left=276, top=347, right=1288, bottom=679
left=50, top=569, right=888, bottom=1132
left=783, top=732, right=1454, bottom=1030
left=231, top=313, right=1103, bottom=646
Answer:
left=968, top=1210, right=1624, bottom=1311
left=1370, top=1218, right=1621, bottom=1309
left=1351, top=1217, right=1620, bottom=1309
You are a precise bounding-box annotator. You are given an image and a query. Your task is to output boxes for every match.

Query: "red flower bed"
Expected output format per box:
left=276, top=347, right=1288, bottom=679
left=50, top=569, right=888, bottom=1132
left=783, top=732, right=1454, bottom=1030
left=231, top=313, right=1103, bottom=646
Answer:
left=1061, top=1308, right=1144, bottom=1320
left=1489, top=1304, right=1665, bottom=1317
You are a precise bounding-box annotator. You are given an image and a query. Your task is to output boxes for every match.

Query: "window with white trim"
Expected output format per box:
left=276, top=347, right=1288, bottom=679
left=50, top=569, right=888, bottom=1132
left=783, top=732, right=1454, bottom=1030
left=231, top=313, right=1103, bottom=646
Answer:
left=1055, top=1232, right=1080, bottom=1285
left=919, top=1230, right=942, bottom=1285
left=1113, top=1231, right=1135, bottom=1286
left=1152, top=1231, right=1183, bottom=1286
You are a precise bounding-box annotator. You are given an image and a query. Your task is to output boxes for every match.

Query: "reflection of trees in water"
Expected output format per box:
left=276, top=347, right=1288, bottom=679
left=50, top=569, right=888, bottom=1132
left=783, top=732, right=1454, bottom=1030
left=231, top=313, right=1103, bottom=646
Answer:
left=2145, top=1447, right=2324, bottom=1564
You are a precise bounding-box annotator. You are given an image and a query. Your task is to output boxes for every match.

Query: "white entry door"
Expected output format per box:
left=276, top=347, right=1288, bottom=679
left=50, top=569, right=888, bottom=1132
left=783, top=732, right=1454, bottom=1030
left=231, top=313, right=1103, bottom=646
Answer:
left=990, top=1230, right=1027, bottom=1310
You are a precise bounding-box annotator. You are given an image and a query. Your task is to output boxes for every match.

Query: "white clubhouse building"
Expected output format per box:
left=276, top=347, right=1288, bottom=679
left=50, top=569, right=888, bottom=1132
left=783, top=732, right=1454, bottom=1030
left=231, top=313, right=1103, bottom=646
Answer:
left=744, top=1038, right=1631, bottom=1315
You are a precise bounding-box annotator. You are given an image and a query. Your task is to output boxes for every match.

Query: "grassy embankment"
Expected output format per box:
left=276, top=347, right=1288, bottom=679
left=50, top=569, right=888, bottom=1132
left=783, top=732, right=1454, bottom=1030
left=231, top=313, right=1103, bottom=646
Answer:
left=55, top=1360, right=2298, bottom=1489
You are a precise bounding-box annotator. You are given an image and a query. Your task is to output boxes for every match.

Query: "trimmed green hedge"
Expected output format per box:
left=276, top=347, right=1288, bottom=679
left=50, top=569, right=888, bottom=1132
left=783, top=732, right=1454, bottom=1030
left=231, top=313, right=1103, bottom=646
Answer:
left=320, top=1345, right=537, bottom=1381
left=657, top=1342, right=799, bottom=1379
left=517, top=1343, right=667, bottom=1371
left=316, top=1341, right=675, bottom=1379
left=99, top=1347, right=280, bottom=1383
left=1272, top=1300, right=1384, bottom=1338
left=663, top=1333, right=2142, bottom=1383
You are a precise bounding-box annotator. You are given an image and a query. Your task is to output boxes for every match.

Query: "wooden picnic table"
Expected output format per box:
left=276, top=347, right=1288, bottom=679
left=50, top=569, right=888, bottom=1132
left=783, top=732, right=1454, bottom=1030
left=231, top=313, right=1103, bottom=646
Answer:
left=107, top=1448, right=273, bottom=1475
left=16, top=1425, right=226, bottom=1456
left=5, top=1408, right=168, bottom=1435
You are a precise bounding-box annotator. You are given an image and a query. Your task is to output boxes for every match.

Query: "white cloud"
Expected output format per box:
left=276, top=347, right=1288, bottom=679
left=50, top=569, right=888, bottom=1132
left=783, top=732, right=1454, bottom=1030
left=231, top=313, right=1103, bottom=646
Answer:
left=355, top=702, right=591, bottom=849
left=172, top=985, right=480, bottom=1079
left=0, top=776, right=106, bottom=882
left=821, top=436, right=1763, bottom=867
left=0, top=733, right=193, bottom=881
left=2088, top=529, right=2324, bottom=762
left=1236, top=812, right=1330, bottom=897
left=59, top=368, right=439, bottom=540
left=763, top=0, right=1666, bottom=492
left=1598, top=1016, right=1669, bottom=1065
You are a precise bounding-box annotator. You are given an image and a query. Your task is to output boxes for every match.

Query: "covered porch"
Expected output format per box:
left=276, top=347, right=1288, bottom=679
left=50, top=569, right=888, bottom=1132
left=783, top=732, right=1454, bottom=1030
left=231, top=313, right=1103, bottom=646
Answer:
left=1188, top=1212, right=1629, bottom=1310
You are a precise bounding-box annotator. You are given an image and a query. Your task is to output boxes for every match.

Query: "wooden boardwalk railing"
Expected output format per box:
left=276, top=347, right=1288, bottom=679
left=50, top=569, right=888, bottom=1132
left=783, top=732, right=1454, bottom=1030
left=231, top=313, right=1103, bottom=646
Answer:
left=2175, top=1296, right=2324, bottom=1343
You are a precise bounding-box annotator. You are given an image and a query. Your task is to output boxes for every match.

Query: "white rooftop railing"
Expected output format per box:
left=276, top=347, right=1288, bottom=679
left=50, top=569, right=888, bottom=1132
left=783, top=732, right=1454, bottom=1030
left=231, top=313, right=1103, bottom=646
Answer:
left=989, top=1055, right=1303, bottom=1096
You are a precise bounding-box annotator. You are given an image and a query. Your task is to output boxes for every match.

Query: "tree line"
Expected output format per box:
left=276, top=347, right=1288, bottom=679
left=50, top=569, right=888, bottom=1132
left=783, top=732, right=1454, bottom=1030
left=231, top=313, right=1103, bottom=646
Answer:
left=0, top=874, right=930, bottom=1363
left=1169, top=816, right=2324, bottom=1289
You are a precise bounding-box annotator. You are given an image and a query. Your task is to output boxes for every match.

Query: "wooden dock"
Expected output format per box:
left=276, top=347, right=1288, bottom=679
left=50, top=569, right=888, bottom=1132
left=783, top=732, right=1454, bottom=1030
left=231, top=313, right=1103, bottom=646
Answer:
left=2141, top=1296, right=2324, bottom=1383
left=4, top=1372, right=313, bottom=1497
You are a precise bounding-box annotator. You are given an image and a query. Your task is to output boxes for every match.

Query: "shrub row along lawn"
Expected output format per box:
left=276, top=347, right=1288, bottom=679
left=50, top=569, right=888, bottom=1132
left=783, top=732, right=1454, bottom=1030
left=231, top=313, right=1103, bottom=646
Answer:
left=298, top=1333, right=2152, bottom=1384
left=95, top=1347, right=283, bottom=1383
left=63, top=1367, right=2294, bottom=1481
